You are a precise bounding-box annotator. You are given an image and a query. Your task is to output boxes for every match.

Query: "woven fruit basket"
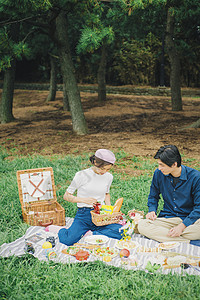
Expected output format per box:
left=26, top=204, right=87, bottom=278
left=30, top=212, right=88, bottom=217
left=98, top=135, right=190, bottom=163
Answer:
left=91, top=210, right=123, bottom=226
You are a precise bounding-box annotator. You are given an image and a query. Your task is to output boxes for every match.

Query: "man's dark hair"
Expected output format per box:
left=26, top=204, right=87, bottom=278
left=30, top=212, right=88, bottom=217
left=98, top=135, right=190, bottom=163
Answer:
left=154, top=145, right=182, bottom=167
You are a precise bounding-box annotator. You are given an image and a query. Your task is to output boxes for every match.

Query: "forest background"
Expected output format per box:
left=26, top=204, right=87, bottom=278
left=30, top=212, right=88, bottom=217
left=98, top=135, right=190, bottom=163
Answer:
left=0, top=0, right=200, bottom=135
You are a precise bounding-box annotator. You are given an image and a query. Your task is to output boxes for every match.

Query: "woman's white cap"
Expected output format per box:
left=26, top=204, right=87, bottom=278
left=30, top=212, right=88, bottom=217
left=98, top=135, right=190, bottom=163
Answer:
left=95, top=149, right=116, bottom=164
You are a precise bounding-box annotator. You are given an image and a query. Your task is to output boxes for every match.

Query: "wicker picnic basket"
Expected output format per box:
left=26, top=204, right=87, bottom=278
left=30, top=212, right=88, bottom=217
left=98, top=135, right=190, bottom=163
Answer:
left=128, top=209, right=144, bottom=218
left=128, top=209, right=144, bottom=234
left=17, top=167, right=65, bottom=226
left=91, top=210, right=123, bottom=226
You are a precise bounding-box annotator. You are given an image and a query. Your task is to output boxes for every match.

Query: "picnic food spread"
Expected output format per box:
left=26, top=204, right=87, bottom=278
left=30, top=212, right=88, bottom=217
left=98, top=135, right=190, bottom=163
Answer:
left=61, top=238, right=200, bottom=273
left=22, top=225, right=200, bottom=274
left=92, top=247, right=119, bottom=259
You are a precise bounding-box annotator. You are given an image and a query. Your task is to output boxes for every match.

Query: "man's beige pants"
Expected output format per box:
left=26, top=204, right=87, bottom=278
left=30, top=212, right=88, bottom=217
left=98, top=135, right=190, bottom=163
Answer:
left=138, top=217, right=200, bottom=242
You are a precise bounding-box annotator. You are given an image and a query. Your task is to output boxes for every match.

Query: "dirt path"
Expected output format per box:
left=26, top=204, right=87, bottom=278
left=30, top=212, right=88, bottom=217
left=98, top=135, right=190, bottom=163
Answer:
left=0, top=90, right=200, bottom=162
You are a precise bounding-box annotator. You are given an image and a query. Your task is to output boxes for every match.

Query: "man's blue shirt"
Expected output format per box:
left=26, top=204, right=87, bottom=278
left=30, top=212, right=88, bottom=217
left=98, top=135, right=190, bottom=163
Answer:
left=148, top=165, right=200, bottom=227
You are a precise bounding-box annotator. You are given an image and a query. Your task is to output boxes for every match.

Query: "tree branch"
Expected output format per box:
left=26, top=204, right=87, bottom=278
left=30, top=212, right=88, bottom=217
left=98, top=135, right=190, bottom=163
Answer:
left=22, top=29, right=40, bottom=43
left=0, top=15, right=37, bottom=26
left=0, top=13, right=47, bottom=26
left=48, top=53, right=59, bottom=59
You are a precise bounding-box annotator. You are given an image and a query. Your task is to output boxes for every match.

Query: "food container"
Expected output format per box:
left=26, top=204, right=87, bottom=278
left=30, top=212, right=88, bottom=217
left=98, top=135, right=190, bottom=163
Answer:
left=75, top=250, right=90, bottom=261
left=42, top=241, right=52, bottom=257
left=24, top=241, right=35, bottom=254
left=103, top=256, right=112, bottom=262
left=47, top=249, right=57, bottom=260
left=46, top=236, right=56, bottom=248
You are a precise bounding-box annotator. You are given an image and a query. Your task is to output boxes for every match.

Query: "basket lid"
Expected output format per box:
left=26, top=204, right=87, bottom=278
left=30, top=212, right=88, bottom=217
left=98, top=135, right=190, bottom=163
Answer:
left=17, top=167, right=57, bottom=205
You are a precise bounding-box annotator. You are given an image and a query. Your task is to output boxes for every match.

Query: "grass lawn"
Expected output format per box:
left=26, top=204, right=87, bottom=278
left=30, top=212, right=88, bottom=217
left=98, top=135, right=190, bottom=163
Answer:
left=0, top=148, right=200, bottom=300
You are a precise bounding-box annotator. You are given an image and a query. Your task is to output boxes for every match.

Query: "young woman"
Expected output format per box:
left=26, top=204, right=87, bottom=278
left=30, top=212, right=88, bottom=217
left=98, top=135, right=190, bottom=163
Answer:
left=58, top=149, right=122, bottom=246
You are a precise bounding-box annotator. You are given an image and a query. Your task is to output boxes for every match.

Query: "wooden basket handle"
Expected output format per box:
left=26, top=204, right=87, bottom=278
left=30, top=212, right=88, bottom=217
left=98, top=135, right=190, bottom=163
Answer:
left=39, top=220, right=53, bottom=227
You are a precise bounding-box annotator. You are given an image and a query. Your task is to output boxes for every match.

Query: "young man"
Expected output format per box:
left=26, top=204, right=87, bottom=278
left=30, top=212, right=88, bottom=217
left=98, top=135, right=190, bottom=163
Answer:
left=138, top=145, right=200, bottom=245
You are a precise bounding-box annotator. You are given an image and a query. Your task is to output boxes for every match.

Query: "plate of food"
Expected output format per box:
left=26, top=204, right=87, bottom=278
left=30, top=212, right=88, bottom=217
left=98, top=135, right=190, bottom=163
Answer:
left=116, top=240, right=140, bottom=250
left=157, top=241, right=180, bottom=250
left=92, top=246, right=119, bottom=259
left=62, top=246, right=80, bottom=255
left=84, top=235, right=109, bottom=245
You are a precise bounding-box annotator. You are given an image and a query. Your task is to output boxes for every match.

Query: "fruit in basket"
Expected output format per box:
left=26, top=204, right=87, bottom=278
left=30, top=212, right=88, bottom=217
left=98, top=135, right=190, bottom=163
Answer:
left=113, top=198, right=123, bottom=212
left=93, top=203, right=101, bottom=214
left=119, top=248, right=130, bottom=258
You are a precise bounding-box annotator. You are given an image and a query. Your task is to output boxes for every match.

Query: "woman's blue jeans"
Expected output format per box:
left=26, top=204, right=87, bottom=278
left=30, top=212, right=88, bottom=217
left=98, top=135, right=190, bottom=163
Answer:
left=58, top=207, right=122, bottom=246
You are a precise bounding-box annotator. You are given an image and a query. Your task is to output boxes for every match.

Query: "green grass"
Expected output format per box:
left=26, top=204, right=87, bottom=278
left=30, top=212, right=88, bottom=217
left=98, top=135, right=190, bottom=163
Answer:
left=0, top=256, right=199, bottom=300
left=0, top=148, right=200, bottom=300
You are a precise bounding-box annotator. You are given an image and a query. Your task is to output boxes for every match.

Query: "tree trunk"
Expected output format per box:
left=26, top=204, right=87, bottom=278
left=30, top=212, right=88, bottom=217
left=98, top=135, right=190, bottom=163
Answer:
left=46, top=55, right=57, bottom=102
left=160, top=31, right=165, bottom=86
left=62, top=81, right=70, bottom=111
left=0, top=23, right=19, bottom=124
left=0, top=59, right=16, bottom=124
left=52, top=11, right=88, bottom=135
left=97, top=43, right=107, bottom=102
left=165, top=8, right=182, bottom=111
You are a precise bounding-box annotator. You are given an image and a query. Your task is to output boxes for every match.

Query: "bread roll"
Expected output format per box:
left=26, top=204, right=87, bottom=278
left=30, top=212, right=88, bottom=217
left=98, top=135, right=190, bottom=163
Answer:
left=113, top=197, right=123, bottom=212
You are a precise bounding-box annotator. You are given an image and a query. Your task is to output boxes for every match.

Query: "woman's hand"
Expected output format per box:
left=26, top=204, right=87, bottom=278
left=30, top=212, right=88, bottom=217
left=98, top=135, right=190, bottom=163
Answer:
left=104, top=193, right=111, bottom=206
left=64, top=191, right=97, bottom=205
left=81, top=197, right=98, bottom=205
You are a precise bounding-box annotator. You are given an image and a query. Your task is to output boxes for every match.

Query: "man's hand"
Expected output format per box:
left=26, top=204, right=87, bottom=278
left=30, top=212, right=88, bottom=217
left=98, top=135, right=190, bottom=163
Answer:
left=146, top=211, right=157, bottom=221
left=167, top=223, right=186, bottom=237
